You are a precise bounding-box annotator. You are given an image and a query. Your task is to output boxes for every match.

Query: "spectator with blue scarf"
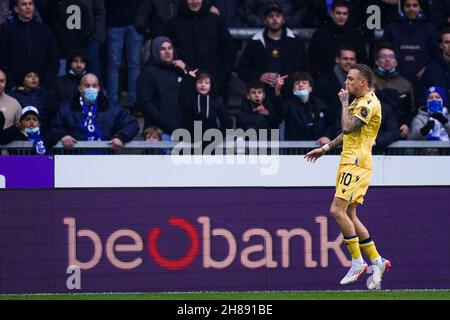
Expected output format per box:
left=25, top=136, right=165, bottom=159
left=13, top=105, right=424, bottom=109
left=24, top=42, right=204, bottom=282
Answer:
left=0, top=106, right=50, bottom=154
left=51, top=73, right=139, bottom=151
left=409, top=86, right=450, bottom=141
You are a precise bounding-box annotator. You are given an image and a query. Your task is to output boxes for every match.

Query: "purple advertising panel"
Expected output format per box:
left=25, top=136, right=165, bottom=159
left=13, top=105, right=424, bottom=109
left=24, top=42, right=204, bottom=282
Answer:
left=0, top=156, right=54, bottom=188
left=1, top=187, right=449, bottom=294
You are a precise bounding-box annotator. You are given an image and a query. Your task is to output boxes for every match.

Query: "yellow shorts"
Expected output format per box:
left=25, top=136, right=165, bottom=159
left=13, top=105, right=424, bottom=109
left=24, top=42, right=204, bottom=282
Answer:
left=334, top=164, right=372, bottom=205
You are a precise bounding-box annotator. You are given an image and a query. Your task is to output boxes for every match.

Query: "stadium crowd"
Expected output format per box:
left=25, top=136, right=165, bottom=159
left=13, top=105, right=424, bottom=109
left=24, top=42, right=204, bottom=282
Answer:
left=1, top=0, right=450, bottom=154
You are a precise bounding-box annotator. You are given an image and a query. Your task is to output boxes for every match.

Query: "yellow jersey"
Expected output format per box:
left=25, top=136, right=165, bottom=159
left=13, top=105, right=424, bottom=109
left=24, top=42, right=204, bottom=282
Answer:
left=340, top=91, right=381, bottom=169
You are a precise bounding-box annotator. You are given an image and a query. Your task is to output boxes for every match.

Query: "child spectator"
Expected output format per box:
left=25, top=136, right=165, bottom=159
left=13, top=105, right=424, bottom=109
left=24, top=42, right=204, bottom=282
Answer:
left=236, top=80, right=280, bottom=133
left=183, top=72, right=233, bottom=136
left=10, top=71, right=48, bottom=126
left=409, top=86, right=450, bottom=141
left=0, top=106, right=50, bottom=154
left=142, top=125, right=162, bottom=154
left=275, top=71, right=333, bottom=143
left=143, top=125, right=162, bottom=141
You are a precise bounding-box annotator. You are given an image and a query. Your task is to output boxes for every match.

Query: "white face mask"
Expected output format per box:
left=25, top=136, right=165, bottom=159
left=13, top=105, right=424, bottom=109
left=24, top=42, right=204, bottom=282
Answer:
left=293, top=89, right=309, bottom=101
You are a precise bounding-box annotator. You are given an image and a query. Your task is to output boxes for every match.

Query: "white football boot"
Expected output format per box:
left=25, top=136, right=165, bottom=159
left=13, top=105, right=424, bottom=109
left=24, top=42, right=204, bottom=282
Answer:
left=340, top=263, right=369, bottom=285
left=368, top=258, right=391, bottom=290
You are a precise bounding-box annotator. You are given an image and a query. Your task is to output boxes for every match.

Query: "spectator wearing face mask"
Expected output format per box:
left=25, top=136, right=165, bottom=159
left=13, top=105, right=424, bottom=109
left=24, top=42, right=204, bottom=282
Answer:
left=0, top=106, right=51, bottom=154
left=409, top=86, right=450, bottom=141
left=275, top=71, right=334, bottom=143
left=51, top=73, right=139, bottom=151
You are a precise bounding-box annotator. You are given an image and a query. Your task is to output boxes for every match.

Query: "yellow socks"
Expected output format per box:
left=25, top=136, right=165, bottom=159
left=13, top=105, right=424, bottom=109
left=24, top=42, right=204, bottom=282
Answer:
left=359, top=237, right=382, bottom=264
left=343, top=235, right=363, bottom=262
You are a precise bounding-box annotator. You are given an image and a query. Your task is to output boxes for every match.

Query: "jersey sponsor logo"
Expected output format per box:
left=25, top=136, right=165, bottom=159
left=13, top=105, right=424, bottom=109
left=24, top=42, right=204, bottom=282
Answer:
left=360, top=107, right=368, bottom=118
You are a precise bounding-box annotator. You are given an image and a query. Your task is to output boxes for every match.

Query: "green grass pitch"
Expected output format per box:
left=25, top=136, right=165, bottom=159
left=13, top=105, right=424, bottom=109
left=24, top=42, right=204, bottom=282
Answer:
left=1, top=290, right=450, bottom=300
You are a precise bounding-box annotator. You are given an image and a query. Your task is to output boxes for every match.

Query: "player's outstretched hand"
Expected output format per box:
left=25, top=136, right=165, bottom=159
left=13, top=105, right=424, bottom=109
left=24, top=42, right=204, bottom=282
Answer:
left=304, top=148, right=325, bottom=163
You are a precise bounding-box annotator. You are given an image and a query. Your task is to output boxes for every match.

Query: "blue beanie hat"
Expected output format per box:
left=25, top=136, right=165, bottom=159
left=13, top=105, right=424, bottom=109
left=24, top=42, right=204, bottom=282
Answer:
left=425, top=86, right=447, bottom=105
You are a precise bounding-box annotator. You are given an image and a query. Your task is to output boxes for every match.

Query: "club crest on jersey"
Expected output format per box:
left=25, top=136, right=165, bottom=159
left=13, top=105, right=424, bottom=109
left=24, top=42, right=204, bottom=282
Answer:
left=360, top=107, right=368, bottom=118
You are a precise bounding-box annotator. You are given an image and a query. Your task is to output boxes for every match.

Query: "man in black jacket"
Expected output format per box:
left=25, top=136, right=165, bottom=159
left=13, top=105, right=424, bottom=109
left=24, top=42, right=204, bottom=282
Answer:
left=430, top=0, right=450, bottom=28
left=237, top=3, right=308, bottom=97
left=315, top=46, right=357, bottom=136
left=0, top=0, right=58, bottom=90
left=308, top=0, right=367, bottom=79
left=374, top=88, right=401, bottom=149
left=47, top=49, right=89, bottom=127
left=165, top=0, right=236, bottom=103
left=137, top=36, right=192, bottom=137
left=417, top=27, right=450, bottom=107
left=39, top=0, right=105, bottom=78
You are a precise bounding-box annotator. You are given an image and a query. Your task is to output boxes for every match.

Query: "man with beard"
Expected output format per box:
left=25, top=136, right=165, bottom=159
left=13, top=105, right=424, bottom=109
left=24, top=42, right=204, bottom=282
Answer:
left=237, top=3, right=308, bottom=98
left=47, top=49, right=90, bottom=128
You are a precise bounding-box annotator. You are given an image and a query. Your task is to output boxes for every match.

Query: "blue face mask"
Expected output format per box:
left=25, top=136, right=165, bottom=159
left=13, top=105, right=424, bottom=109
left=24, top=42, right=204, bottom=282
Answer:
left=293, top=89, right=309, bottom=100
left=24, top=127, right=40, bottom=135
left=377, top=66, right=396, bottom=75
left=427, top=99, right=443, bottom=113
left=83, top=88, right=99, bottom=104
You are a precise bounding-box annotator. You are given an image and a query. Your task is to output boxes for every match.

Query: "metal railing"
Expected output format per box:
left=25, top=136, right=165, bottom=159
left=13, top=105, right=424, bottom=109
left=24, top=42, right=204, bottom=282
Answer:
left=2, top=140, right=450, bottom=156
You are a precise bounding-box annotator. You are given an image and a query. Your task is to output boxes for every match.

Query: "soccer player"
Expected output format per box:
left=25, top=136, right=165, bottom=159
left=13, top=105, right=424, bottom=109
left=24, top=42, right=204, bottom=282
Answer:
left=304, top=64, right=390, bottom=288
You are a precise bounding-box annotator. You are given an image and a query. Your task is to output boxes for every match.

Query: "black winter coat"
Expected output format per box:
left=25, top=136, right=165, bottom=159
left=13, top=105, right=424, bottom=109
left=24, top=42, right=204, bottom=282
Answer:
left=183, top=93, right=233, bottom=135
left=47, top=49, right=89, bottom=126
left=135, top=0, right=180, bottom=39
left=10, top=87, right=49, bottom=124
left=282, top=94, right=333, bottom=141
left=374, top=97, right=401, bottom=148
left=430, top=0, right=450, bottom=28
left=236, top=98, right=281, bottom=131
left=105, top=0, right=143, bottom=27
left=384, top=15, right=439, bottom=84
left=237, top=27, right=308, bottom=83
left=417, top=55, right=450, bottom=107
left=39, top=0, right=106, bottom=57
left=0, top=19, right=59, bottom=90
left=165, top=0, right=236, bottom=94
left=315, top=70, right=343, bottom=127
left=308, top=20, right=367, bottom=78
left=137, top=60, right=188, bottom=134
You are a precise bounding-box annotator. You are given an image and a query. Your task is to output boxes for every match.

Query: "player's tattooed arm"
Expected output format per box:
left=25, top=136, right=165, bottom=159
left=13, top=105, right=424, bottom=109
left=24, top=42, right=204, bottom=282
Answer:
left=338, top=88, right=363, bottom=134
left=328, top=133, right=344, bottom=150
left=341, top=105, right=363, bottom=134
